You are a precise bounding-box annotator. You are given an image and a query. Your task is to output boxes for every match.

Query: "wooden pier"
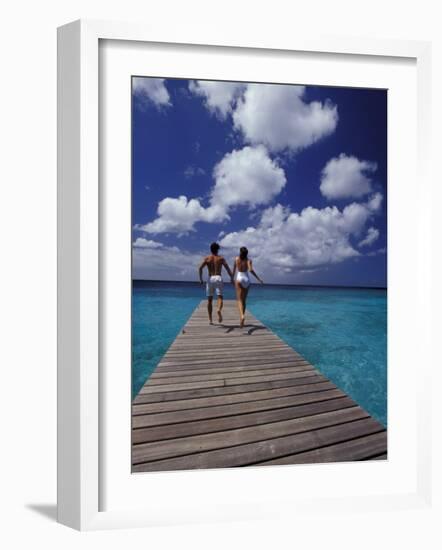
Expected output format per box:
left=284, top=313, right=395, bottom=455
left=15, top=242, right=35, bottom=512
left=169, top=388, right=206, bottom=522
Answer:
left=132, top=300, right=387, bottom=472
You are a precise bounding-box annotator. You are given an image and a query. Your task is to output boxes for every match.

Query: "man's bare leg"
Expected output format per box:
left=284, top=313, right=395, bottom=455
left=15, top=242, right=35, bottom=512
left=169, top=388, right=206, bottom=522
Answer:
left=217, top=295, right=223, bottom=323
left=207, top=297, right=213, bottom=324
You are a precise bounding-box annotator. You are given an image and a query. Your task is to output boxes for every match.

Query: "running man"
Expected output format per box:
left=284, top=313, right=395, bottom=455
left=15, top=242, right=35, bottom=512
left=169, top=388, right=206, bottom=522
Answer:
left=198, top=242, right=234, bottom=324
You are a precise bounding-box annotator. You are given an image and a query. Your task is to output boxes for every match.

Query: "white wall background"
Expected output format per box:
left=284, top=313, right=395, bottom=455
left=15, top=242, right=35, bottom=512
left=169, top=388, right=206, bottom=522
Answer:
left=0, top=0, right=440, bottom=547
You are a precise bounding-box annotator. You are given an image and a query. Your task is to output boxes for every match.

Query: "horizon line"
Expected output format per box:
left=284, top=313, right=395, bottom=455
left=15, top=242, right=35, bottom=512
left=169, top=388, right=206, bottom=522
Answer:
left=132, top=278, right=387, bottom=290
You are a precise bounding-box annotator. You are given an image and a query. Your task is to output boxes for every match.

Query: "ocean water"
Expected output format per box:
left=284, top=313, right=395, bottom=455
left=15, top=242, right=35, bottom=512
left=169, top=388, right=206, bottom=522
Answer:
left=132, top=280, right=387, bottom=426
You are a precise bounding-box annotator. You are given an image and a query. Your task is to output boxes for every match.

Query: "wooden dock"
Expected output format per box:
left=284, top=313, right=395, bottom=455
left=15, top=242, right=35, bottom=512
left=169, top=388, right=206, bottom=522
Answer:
left=132, top=300, right=387, bottom=472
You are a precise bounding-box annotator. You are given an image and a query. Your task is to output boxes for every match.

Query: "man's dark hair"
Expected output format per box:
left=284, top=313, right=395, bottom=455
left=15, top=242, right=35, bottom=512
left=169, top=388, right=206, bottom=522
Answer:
left=210, top=242, right=220, bottom=254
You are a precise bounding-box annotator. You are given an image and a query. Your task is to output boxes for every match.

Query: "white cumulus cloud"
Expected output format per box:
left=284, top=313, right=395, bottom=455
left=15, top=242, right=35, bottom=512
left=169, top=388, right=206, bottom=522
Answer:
left=133, top=243, right=203, bottom=280
left=358, top=227, right=380, bottom=247
left=366, top=192, right=383, bottom=212
left=320, top=153, right=377, bottom=199
left=189, top=81, right=338, bottom=153
left=219, top=193, right=383, bottom=276
left=232, top=84, right=338, bottom=153
left=139, top=146, right=286, bottom=235
left=136, top=196, right=227, bottom=235
left=133, top=77, right=171, bottom=108
left=132, top=238, right=164, bottom=249
left=188, top=80, right=245, bottom=119
left=211, top=145, right=286, bottom=210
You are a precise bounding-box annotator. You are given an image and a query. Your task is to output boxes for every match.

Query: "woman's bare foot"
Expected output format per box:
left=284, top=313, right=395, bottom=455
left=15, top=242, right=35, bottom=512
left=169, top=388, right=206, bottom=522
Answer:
left=240, top=315, right=245, bottom=328
left=217, top=310, right=223, bottom=323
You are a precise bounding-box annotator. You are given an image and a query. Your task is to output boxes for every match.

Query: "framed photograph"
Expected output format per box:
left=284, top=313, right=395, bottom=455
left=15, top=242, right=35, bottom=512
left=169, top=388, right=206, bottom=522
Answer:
left=130, top=75, right=390, bottom=475
left=57, top=19, right=433, bottom=530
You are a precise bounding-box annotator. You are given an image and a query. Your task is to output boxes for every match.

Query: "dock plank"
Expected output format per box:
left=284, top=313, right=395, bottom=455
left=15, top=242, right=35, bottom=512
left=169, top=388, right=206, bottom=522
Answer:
left=154, top=360, right=312, bottom=375
left=133, top=388, right=346, bottom=429
left=132, top=380, right=337, bottom=415
left=132, top=407, right=369, bottom=464
left=133, top=373, right=326, bottom=405
left=132, top=300, right=387, bottom=471
left=132, top=396, right=356, bottom=444
left=148, top=365, right=315, bottom=385
left=258, top=431, right=388, bottom=465
left=133, top=417, right=384, bottom=471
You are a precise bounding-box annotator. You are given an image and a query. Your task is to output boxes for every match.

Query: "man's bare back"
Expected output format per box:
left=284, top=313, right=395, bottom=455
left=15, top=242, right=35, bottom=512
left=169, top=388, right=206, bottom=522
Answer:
left=203, top=254, right=228, bottom=276
left=198, top=244, right=234, bottom=324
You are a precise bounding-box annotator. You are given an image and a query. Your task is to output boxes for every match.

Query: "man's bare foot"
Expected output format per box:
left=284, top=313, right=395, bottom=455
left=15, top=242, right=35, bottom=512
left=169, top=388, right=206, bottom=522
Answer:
left=217, top=310, right=223, bottom=323
left=209, top=320, right=214, bottom=325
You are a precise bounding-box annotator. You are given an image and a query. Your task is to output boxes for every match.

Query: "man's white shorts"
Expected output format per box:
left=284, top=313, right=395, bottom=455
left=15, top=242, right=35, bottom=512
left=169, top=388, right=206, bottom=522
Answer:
left=206, top=275, right=223, bottom=297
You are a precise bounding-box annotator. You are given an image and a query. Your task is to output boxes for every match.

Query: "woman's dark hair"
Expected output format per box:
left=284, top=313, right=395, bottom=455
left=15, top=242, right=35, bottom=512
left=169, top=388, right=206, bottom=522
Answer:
left=210, top=242, right=220, bottom=254
left=239, top=246, right=248, bottom=260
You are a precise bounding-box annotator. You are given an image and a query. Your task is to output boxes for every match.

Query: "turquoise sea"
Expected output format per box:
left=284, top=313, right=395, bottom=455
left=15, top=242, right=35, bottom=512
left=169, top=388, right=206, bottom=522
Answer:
left=132, top=280, right=387, bottom=426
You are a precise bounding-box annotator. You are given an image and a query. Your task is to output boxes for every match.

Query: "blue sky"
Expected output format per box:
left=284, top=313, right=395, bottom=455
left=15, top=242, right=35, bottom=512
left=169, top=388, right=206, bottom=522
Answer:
left=132, top=77, right=387, bottom=287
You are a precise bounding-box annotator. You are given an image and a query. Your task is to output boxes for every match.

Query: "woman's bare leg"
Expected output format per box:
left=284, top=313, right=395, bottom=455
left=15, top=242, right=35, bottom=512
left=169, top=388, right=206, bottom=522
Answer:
left=242, top=287, right=249, bottom=325
left=235, top=282, right=245, bottom=325
left=239, top=286, right=247, bottom=327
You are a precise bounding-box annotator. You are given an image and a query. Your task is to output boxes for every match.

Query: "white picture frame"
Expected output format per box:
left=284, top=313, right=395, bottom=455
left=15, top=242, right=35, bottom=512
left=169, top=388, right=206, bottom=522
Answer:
left=57, top=19, right=433, bottom=531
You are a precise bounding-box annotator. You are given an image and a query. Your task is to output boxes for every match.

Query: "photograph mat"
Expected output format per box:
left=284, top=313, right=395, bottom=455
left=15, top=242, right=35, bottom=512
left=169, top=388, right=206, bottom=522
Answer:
left=100, top=38, right=418, bottom=517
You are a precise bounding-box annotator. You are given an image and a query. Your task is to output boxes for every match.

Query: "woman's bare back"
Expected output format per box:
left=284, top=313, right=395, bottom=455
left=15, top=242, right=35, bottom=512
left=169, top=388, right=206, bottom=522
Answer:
left=235, top=257, right=250, bottom=273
